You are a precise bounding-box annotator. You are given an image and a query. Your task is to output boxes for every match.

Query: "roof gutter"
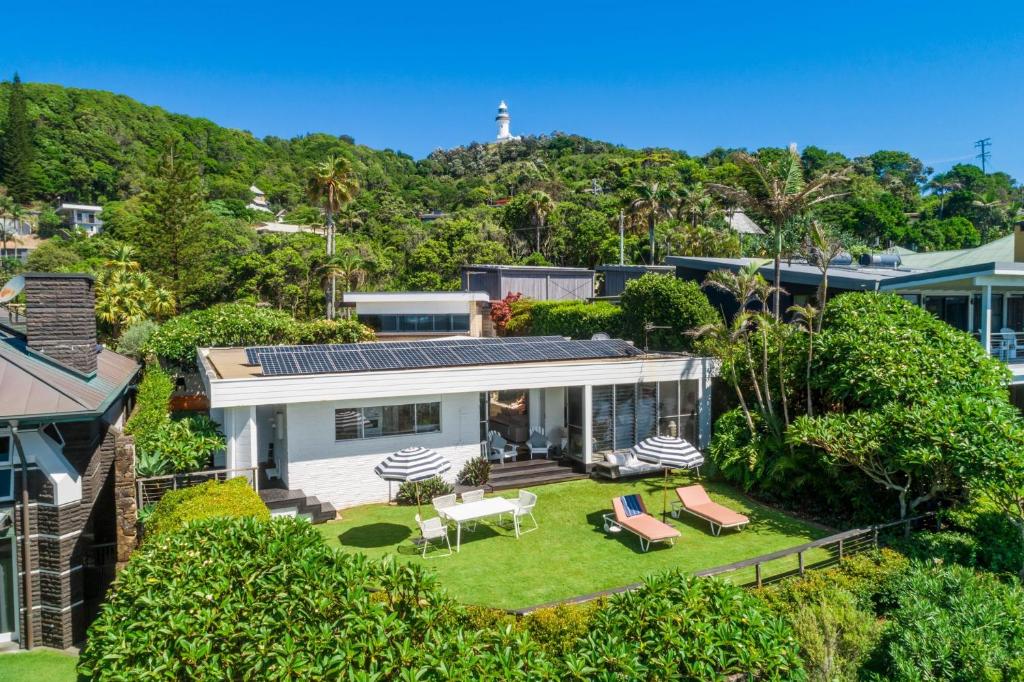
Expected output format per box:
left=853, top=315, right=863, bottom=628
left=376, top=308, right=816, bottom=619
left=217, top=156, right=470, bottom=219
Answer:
left=9, top=422, right=34, bottom=649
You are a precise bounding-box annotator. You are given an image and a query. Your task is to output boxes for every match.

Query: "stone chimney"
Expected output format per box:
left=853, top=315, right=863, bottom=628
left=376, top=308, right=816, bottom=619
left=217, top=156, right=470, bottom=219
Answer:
left=1015, top=224, right=1024, bottom=263
left=24, top=273, right=98, bottom=376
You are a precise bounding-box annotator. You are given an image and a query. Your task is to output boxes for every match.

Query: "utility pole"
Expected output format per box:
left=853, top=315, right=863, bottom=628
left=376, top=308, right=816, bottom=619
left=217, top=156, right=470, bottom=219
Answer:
left=618, top=210, right=625, bottom=265
left=975, top=138, right=992, bottom=173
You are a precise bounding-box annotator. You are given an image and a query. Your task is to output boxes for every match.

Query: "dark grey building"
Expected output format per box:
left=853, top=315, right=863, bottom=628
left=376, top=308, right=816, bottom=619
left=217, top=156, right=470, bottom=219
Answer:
left=1, top=274, right=138, bottom=649
left=596, top=264, right=676, bottom=298
left=461, top=265, right=595, bottom=301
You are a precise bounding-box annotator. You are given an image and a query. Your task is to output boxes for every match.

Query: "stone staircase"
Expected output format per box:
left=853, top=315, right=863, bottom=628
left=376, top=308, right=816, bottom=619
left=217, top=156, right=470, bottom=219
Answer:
left=486, top=458, right=586, bottom=491
left=259, top=485, right=337, bottom=524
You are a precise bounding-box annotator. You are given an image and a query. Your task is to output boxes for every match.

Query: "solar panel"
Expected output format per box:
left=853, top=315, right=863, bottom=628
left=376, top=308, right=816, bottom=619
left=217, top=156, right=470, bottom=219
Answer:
left=245, top=334, right=644, bottom=376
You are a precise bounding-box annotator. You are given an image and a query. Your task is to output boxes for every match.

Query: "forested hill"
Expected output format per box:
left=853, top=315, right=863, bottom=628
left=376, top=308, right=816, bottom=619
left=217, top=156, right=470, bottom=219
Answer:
left=0, top=79, right=1021, bottom=297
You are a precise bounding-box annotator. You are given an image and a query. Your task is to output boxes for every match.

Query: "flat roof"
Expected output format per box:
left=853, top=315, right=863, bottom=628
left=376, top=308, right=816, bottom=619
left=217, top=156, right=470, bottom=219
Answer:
left=343, top=291, right=489, bottom=303
left=666, top=256, right=915, bottom=290
left=463, top=264, right=594, bottom=274
left=596, top=264, right=675, bottom=273
left=56, top=203, right=102, bottom=212
left=203, top=335, right=656, bottom=380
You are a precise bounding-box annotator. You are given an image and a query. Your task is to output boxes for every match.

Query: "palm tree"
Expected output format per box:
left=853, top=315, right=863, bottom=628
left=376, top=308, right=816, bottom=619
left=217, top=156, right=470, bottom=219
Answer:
left=928, top=177, right=961, bottom=218
left=689, top=314, right=757, bottom=432
left=104, top=243, right=141, bottom=272
left=677, top=183, right=715, bottom=229
left=627, top=181, right=673, bottom=264
left=524, top=191, right=554, bottom=254
left=335, top=203, right=365, bottom=235
left=972, top=191, right=1010, bottom=242
left=307, top=156, right=359, bottom=319
left=803, top=220, right=845, bottom=325
left=710, top=148, right=850, bottom=318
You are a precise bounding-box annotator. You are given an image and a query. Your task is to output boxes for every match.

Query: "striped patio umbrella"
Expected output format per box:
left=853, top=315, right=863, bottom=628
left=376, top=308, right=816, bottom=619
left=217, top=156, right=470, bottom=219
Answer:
left=374, top=446, right=451, bottom=515
left=633, top=436, right=705, bottom=519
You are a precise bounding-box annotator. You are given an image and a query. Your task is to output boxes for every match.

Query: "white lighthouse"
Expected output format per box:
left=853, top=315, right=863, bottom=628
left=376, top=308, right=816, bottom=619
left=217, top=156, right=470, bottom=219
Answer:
left=495, top=100, right=520, bottom=142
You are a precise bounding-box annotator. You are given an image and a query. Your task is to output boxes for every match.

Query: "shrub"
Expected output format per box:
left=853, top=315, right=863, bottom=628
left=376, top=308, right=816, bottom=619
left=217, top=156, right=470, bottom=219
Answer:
left=868, top=563, right=1024, bottom=681
left=618, top=273, right=719, bottom=352
left=572, top=571, right=804, bottom=680
left=115, top=319, right=159, bottom=359
left=947, top=501, right=1024, bottom=575
left=288, top=318, right=374, bottom=344
left=889, top=530, right=980, bottom=569
left=457, top=457, right=491, bottom=487
left=503, top=296, right=534, bottom=335
left=521, top=602, right=599, bottom=653
left=788, top=589, right=882, bottom=682
left=79, top=517, right=557, bottom=680
left=509, top=299, right=623, bottom=339
left=145, top=478, right=269, bottom=539
left=125, top=365, right=174, bottom=440
left=396, top=476, right=454, bottom=505
left=490, top=292, right=523, bottom=334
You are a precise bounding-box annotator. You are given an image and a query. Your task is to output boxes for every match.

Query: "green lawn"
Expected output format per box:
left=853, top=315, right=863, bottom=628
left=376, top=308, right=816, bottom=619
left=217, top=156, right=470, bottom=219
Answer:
left=317, top=475, right=831, bottom=609
left=0, top=649, right=78, bottom=682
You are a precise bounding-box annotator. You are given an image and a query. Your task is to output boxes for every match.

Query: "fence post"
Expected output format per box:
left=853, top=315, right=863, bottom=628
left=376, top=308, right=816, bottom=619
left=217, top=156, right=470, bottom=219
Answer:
left=755, top=563, right=762, bottom=588
left=838, top=539, right=844, bottom=563
left=873, top=528, right=879, bottom=550
left=798, top=551, right=804, bottom=576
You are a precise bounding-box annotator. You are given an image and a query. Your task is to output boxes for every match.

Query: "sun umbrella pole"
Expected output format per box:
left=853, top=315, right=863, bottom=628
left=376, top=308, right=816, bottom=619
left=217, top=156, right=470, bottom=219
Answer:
left=662, top=467, right=669, bottom=520
left=415, top=481, right=422, bottom=518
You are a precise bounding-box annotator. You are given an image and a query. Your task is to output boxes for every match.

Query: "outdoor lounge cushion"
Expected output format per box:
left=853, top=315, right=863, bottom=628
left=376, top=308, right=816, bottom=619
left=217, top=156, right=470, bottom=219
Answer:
left=612, top=496, right=680, bottom=541
left=675, top=485, right=749, bottom=526
left=621, top=494, right=644, bottom=517
left=605, top=453, right=624, bottom=467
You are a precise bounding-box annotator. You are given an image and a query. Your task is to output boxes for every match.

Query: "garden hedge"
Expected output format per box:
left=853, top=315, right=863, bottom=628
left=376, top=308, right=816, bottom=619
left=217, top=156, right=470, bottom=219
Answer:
left=145, top=478, right=269, bottom=539
left=617, top=273, right=719, bottom=352
left=506, top=299, right=622, bottom=339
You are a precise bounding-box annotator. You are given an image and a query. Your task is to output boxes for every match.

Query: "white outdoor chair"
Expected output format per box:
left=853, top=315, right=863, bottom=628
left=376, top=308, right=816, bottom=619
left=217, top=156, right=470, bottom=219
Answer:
left=487, top=430, right=517, bottom=465
left=506, top=490, right=538, bottom=534
left=432, top=493, right=457, bottom=519
left=527, top=428, right=549, bottom=459
left=415, top=514, right=452, bottom=558
left=460, top=489, right=485, bottom=503
left=999, top=327, right=1018, bottom=360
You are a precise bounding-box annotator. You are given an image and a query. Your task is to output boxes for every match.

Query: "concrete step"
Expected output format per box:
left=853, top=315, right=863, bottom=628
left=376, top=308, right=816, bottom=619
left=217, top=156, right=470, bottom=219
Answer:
left=259, top=487, right=337, bottom=524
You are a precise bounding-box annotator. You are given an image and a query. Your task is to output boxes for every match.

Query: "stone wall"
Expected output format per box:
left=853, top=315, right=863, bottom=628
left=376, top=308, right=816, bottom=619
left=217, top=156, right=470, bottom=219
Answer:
left=114, top=435, right=137, bottom=568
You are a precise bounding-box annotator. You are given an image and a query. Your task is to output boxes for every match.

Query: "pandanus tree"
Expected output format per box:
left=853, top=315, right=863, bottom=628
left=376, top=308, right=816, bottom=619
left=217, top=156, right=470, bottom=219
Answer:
left=627, top=180, right=673, bottom=264
left=710, top=148, right=850, bottom=318
left=307, top=156, right=359, bottom=319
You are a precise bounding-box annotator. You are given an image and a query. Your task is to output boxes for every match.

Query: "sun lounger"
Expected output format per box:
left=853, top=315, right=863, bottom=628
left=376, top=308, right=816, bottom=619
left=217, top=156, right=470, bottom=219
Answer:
left=672, top=485, right=749, bottom=536
left=604, top=494, right=680, bottom=552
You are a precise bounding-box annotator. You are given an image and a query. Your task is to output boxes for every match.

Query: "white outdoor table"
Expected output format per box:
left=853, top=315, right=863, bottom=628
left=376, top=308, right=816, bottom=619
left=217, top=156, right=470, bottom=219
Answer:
left=439, top=497, right=519, bottom=551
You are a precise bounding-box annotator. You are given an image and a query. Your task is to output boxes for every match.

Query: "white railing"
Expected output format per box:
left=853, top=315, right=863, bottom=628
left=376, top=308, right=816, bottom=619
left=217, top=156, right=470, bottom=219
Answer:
left=984, top=331, right=1024, bottom=362
left=136, top=467, right=258, bottom=509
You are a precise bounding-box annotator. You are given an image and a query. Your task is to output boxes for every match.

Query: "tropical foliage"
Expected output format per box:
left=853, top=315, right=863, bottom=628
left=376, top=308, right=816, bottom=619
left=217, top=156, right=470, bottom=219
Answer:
left=145, top=478, right=270, bottom=539
left=617, top=273, right=719, bottom=352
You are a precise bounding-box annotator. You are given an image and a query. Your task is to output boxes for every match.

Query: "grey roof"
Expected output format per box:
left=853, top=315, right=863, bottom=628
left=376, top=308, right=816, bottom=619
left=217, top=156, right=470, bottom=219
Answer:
left=463, top=264, right=594, bottom=274
left=595, top=264, right=675, bottom=273
left=725, top=210, right=765, bottom=235
left=667, top=256, right=913, bottom=291
left=0, top=334, right=139, bottom=422
left=245, top=335, right=645, bottom=377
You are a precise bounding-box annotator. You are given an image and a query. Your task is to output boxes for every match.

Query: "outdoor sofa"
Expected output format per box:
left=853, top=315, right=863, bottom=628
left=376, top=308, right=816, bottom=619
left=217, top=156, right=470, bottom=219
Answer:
left=593, top=451, right=663, bottom=480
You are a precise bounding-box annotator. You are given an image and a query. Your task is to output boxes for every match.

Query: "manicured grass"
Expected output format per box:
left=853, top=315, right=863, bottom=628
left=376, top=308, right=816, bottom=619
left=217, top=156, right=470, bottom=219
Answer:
left=317, top=474, right=831, bottom=609
left=0, top=649, right=78, bottom=682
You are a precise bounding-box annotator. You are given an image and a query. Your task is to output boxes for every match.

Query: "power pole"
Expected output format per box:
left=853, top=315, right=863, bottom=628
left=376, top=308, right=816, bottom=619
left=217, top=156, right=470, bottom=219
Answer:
left=618, top=210, right=625, bottom=265
left=975, top=138, right=992, bottom=173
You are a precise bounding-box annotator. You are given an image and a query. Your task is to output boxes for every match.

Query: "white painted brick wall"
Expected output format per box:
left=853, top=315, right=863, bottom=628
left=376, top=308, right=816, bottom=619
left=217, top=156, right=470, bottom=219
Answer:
left=285, top=392, right=482, bottom=509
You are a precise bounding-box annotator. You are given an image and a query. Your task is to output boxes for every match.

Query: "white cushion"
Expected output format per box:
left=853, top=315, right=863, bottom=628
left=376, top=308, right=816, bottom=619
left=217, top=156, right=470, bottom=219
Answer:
left=605, top=453, right=623, bottom=466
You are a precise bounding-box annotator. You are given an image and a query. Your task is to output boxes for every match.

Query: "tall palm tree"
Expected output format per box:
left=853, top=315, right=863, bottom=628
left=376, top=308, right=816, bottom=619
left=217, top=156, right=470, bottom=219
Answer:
left=307, top=156, right=359, bottom=319
left=677, top=183, right=714, bottom=229
left=803, top=220, right=845, bottom=325
left=627, top=181, right=673, bottom=264
left=689, top=314, right=757, bottom=432
left=710, top=148, right=850, bottom=318
left=928, top=177, right=961, bottom=219
left=788, top=303, right=819, bottom=418
left=525, top=191, right=554, bottom=254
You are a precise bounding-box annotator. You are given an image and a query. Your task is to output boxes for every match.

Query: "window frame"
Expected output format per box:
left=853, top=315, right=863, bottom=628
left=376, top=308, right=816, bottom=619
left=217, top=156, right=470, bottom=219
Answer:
left=335, top=401, right=442, bottom=442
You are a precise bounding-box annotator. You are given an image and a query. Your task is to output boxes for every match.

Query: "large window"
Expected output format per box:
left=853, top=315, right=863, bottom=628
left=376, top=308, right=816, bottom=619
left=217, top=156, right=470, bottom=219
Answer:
left=591, top=380, right=699, bottom=454
left=335, top=402, right=441, bottom=441
left=924, top=295, right=970, bottom=331
left=0, top=437, right=11, bottom=503
left=358, top=314, right=470, bottom=334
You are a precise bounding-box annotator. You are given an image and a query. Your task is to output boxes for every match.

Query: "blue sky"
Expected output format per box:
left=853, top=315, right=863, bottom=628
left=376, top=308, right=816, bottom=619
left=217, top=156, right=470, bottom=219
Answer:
left=3, top=1, right=1023, bottom=179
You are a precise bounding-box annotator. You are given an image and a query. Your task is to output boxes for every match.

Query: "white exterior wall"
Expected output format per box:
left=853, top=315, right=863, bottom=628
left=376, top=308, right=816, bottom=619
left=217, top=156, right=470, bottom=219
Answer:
left=355, top=300, right=474, bottom=316
left=284, top=392, right=481, bottom=509
left=224, top=406, right=258, bottom=473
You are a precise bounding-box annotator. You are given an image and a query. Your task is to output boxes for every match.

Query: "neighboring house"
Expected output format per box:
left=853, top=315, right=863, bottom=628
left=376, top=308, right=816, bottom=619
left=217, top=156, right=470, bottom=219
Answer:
left=197, top=335, right=713, bottom=511
left=462, top=264, right=595, bottom=301
left=0, top=233, right=41, bottom=264
left=55, top=204, right=103, bottom=236
left=247, top=185, right=272, bottom=213
left=343, top=291, right=492, bottom=338
left=253, top=222, right=319, bottom=235
left=596, top=264, right=675, bottom=298
left=0, top=274, right=139, bottom=649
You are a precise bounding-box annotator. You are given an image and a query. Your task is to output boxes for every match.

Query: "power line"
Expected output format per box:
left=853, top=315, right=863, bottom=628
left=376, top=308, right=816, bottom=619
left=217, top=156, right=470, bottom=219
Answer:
left=975, top=138, right=992, bottom=173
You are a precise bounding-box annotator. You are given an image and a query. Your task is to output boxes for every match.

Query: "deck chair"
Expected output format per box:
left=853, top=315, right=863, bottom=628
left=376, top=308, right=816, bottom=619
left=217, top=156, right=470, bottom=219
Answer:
left=527, top=428, right=549, bottom=459
left=605, top=494, right=680, bottom=552
left=672, top=485, right=749, bottom=536
left=487, top=430, right=517, bottom=465
left=415, top=514, right=452, bottom=558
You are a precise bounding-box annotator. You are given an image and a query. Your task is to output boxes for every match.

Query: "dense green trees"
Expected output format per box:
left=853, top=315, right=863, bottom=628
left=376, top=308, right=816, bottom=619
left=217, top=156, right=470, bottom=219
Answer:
left=0, top=74, right=34, bottom=202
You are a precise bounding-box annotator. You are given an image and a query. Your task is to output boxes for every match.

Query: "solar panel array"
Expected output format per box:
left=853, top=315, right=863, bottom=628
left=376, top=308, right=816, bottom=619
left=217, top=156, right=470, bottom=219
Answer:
left=245, top=335, right=644, bottom=377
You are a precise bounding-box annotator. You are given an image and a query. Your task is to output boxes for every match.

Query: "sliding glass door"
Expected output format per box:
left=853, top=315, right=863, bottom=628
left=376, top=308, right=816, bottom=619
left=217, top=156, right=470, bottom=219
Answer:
left=591, top=380, right=700, bottom=456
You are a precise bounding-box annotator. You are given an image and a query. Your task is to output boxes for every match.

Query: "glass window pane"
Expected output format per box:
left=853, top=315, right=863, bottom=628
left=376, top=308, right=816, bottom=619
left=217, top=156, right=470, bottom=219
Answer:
left=358, top=315, right=381, bottom=331
left=659, top=417, right=680, bottom=439
left=416, top=403, right=441, bottom=433
left=566, top=387, right=583, bottom=428
left=451, top=314, right=470, bottom=332
left=636, top=383, right=658, bottom=441
left=677, top=415, right=698, bottom=444
left=614, top=385, right=636, bottom=450
left=433, top=315, right=452, bottom=332
left=334, top=409, right=362, bottom=440
left=0, top=535, right=15, bottom=634
left=658, top=381, right=678, bottom=424
left=362, top=406, right=382, bottom=438
left=399, top=315, right=418, bottom=332
left=383, top=404, right=415, bottom=436
left=381, top=315, right=399, bottom=332
left=591, top=385, right=614, bottom=453
left=0, top=437, right=8, bottom=464
left=680, top=380, right=699, bottom=415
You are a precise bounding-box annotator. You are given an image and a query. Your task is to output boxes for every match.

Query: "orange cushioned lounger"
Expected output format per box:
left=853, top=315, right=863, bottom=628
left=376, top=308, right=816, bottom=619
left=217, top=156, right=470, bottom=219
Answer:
left=674, top=485, right=749, bottom=536
left=612, top=495, right=680, bottom=552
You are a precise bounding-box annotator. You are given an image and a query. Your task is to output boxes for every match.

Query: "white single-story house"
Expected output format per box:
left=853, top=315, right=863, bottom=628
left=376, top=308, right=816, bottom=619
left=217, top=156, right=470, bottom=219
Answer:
left=343, top=291, right=492, bottom=338
left=198, top=336, right=715, bottom=510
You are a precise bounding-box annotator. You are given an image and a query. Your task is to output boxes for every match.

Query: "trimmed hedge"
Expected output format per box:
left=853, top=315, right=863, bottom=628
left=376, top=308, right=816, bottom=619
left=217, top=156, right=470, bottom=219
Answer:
left=506, top=299, right=623, bottom=339
left=145, top=478, right=269, bottom=539
left=124, top=365, right=174, bottom=440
